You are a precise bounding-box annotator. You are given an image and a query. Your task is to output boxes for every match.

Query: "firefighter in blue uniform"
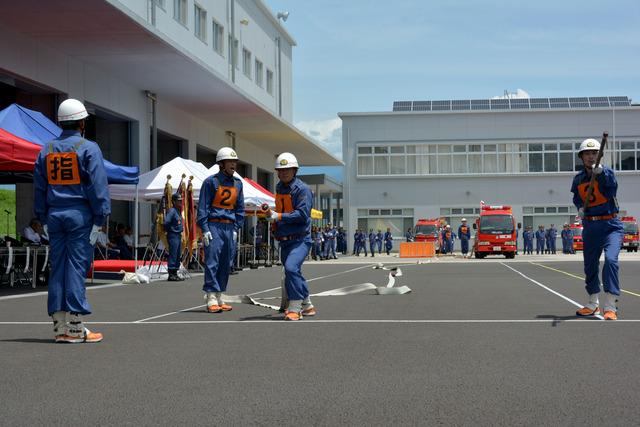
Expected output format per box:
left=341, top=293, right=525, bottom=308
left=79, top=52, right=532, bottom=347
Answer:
left=266, top=152, right=316, bottom=321
left=549, top=224, right=558, bottom=254
left=384, top=228, right=393, bottom=255
left=560, top=223, right=571, bottom=254
left=33, top=99, right=110, bottom=344
left=523, top=226, right=534, bottom=255
left=572, top=138, right=624, bottom=320
left=311, top=226, right=322, bottom=260
left=535, top=225, right=546, bottom=254
left=458, top=218, right=471, bottom=257
left=357, top=229, right=368, bottom=257
left=368, top=229, right=376, bottom=257
left=352, top=229, right=359, bottom=255
left=442, top=225, right=453, bottom=254
left=164, top=193, right=184, bottom=281
left=324, top=224, right=337, bottom=259
left=197, top=147, right=245, bottom=313
left=376, top=230, right=383, bottom=254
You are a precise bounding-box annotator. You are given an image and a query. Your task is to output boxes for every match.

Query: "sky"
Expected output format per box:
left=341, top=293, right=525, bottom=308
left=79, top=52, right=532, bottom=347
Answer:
left=266, top=0, right=640, bottom=180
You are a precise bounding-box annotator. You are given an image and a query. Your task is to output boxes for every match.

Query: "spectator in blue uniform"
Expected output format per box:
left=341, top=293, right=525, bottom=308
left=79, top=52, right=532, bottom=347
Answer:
left=164, top=193, right=184, bottom=281
left=548, top=224, right=557, bottom=254
left=266, top=152, right=316, bottom=321
left=523, top=226, right=534, bottom=255
left=458, top=218, right=471, bottom=257
left=368, top=229, right=376, bottom=257
left=384, top=228, right=393, bottom=255
left=323, top=224, right=337, bottom=259
left=572, top=138, right=624, bottom=320
left=405, top=227, right=414, bottom=242
left=535, top=225, right=546, bottom=255
left=33, top=99, right=110, bottom=344
left=376, top=230, right=383, bottom=254
left=441, top=225, right=453, bottom=254
left=198, top=147, right=245, bottom=313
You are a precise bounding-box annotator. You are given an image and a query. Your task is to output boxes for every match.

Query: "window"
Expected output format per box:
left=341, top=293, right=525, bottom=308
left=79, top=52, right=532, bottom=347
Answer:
left=242, top=48, right=252, bottom=78
left=212, top=20, right=224, bottom=55
left=356, top=208, right=414, bottom=240
left=173, top=0, right=187, bottom=25
left=544, top=152, right=558, bottom=172
left=194, top=4, right=206, bottom=41
left=228, top=36, right=239, bottom=69
left=255, top=59, right=263, bottom=87
left=266, top=69, right=274, bottom=95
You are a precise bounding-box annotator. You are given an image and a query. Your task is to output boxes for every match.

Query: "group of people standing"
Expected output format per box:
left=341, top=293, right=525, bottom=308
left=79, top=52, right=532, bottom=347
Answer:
left=352, top=228, right=393, bottom=257
left=521, top=224, right=559, bottom=255
left=311, top=224, right=346, bottom=260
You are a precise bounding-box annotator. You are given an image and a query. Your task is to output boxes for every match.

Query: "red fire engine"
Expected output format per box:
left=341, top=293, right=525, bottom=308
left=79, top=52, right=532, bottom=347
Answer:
left=570, top=222, right=583, bottom=252
left=414, top=218, right=442, bottom=253
left=473, top=205, right=517, bottom=259
left=620, top=216, right=639, bottom=252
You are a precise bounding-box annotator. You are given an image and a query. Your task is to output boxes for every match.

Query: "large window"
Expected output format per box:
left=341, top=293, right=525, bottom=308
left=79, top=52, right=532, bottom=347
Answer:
left=174, top=0, right=187, bottom=25
left=242, top=48, right=252, bottom=78
left=266, top=69, right=274, bottom=95
left=212, top=20, right=224, bottom=55
left=255, top=59, right=264, bottom=87
left=356, top=208, right=414, bottom=240
left=194, top=4, right=206, bottom=41
left=356, top=140, right=640, bottom=176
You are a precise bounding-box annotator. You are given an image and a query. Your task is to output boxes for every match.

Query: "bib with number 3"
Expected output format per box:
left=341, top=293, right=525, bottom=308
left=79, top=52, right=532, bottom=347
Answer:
left=577, top=181, right=608, bottom=207
left=212, top=185, right=238, bottom=209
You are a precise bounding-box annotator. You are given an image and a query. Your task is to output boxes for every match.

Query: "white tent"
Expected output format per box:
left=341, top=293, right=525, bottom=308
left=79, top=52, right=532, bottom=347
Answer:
left=109, top=157, right=209, bottom=202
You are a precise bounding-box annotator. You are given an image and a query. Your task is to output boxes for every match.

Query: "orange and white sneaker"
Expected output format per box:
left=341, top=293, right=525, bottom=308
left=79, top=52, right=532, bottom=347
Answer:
left=83, top=329, right=103, bottom=343
left=284, top=311, right=302, bottom=321
left=603, top=310, right=618, bottom=320
left=56, top=329, right=103, bottom=344
left=301, top=306, right=317, bottom=317
left=207, top=304, right=223, bottom=313
left=576, top=306, right=600, bottom=317
left=220, top=303, right=233, bottom=312
left=602, top=293, right=618, bottom=320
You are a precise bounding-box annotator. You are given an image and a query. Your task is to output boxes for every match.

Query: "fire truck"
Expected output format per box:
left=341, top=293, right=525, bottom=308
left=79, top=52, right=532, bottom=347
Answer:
left=570, top=222, right=583, bottom=252
left=473, top=205, right=517, bottom=259
left=414, top=218, right=442, bottom=253
left=620, top=216, right=639, bottom=252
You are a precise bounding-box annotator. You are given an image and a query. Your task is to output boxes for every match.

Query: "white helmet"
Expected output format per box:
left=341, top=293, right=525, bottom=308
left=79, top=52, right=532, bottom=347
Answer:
left=57, top=98, right=88, bottom=123
left=275, top=152, right=299, bottom=169
left=461, top=218, right=467, bottom=222
left=216, top=147, right=239, bottom=162
left=578, top=138, right=600, bottom=154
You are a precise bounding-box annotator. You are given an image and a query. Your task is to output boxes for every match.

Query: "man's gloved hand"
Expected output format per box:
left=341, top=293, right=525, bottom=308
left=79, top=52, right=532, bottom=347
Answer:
left=43, top=225, right=48, bottom=237
left=202, top=231, right=213, bottom=247
left=577, top=208, right=585, bottom=219
left=233, top=231, right=238, bottom=241
left=593, top=163, right=604, bottom=175
left=89, top=225, right=101, bottom=246
left=266, top=210, right=280, bottom=222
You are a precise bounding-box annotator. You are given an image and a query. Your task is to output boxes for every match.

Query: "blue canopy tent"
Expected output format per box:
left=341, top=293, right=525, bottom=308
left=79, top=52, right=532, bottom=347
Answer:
left=0, top=103, right=139, bottom=184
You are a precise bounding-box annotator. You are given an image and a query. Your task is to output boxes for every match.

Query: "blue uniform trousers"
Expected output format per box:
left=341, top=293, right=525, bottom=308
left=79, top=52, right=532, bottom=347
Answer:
left=313, top=241, right=321, bottom=259
left=47, top=206, right=93, bottom=316
left=377, top=241, right=382, bottom=254
left=369, top=242, right=375, bottom=255
left=324, top=240, right=336, bottom=259
left=549, top=238, right=556, bottom=253
left=460, top=239, right=469, bottom=254
left=582, top=218, right=624, bottom=296
left=203, top=223, right=234, bottom=293
left=357, top=241, right=367, bottom=256
left=385, top=241, right=392, bottom=255
left=167, top=232, right=182, bottom=270
left=536, top=239, right=545, bottom=254
left=281, top=240, right=311, bottom=301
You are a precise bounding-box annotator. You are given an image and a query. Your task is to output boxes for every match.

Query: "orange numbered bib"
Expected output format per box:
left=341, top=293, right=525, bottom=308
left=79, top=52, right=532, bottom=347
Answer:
left=212, top=185, right=238, bottom=210
left=460, top=226, right=468, bottom=234
left=46, top=152, right=81, bottom=185
left=275, top=194, right=294, bottom=213
left=577, top=181, right=608, bottom=208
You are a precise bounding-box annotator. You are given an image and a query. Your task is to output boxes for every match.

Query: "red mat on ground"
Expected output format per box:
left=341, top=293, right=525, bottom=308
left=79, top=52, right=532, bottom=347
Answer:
left=89, top=260, right=166, bottom=275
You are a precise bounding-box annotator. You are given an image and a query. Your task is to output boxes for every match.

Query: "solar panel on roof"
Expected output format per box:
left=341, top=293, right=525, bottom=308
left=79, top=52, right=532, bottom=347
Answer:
left=432, top=100, right=451, bottom=111
left=392, top=101, right=412, bottom=111
left=490, top=99, right=509, bottom=109
left=530, top=98, right=550, bottom=108
left=510, top=99, right=530, bottom=109
left=569, top=97, right=589, bottom=108
left=588, top=97, right=610, bottom=107
left=412, top=101, right=431, bottom=111
left=452, top=100, right=470, bottom=110
left=549, top=97, right=570, bottom=108
left=609, top=96, right=630, bottom=106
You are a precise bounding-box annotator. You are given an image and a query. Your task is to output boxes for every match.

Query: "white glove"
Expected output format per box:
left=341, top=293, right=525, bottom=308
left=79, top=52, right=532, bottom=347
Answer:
left=43, top=225, right=48, bottom=238
left=266, top=210, right=279, bottom=222
left=202, top=231, right=213, bottom=247
left=233, top=231, right=238, bottom=241
left=593, top=164, right=603, bottom=175
left=89, top=225, right=101, bottom=246
left=577, top=208, right=585, bottom=219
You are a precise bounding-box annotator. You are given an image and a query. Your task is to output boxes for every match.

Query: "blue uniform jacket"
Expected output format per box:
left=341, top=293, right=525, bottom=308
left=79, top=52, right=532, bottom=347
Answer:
left=458, top=225, right=471, bottom=240
left=571, top=167, right=619, bottom=217
left=535, top=230, right=546, bottom=240
left=561, top=229, right=572, bottom=240
left=164, top=207, right=184, bottom=234
left=523, top=230, right=533, bottom=242
left=384, top=231, right=393, bottom=243
left=33, top=130, right=110, bottom=226
left=273, top=177, right=313, bottom=241
left=368, top=232, right=376, bottom=243
left=197, top=171, right=245, bottom=234
left=548, top=227, right=557, bottom=239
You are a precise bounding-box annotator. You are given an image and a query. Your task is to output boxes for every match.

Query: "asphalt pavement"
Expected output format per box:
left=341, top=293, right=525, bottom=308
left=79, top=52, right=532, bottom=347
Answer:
left=1, top=256, right=639, bottom=425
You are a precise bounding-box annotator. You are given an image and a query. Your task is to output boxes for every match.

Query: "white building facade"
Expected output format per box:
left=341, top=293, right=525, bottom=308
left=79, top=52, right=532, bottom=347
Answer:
left=340, top=97, right=640, bottom=250
left=0, top=0, right=339, bottom=233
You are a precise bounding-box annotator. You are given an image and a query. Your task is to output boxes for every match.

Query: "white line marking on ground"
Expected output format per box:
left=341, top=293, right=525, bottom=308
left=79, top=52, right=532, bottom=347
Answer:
left=133, top=264, right=375, bottom=322
left=1, top=319, right=638, bottom=325
left=501, top=262, right=605, bottom=320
